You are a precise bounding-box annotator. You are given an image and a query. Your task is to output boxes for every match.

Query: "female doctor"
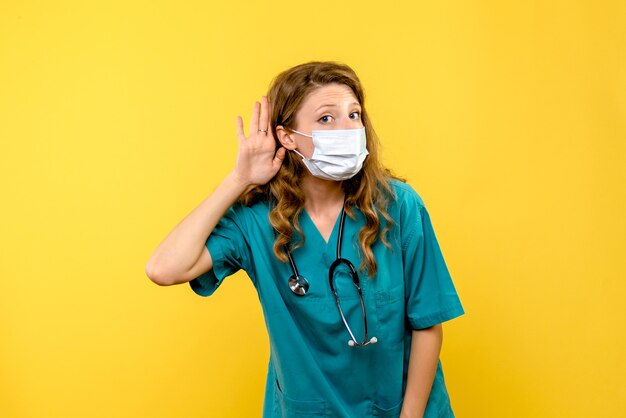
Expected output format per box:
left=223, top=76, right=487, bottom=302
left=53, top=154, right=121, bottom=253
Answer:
left=146, top=61, right=465, bottom=418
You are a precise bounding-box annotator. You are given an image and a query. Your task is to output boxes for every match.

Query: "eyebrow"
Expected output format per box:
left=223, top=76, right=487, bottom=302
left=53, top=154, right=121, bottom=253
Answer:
left=315, top=102, right=361, bottom=112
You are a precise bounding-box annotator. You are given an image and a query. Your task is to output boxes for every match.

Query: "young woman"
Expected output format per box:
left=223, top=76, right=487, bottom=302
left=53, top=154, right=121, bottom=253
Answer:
left=146, top=61, right=465, bottom=418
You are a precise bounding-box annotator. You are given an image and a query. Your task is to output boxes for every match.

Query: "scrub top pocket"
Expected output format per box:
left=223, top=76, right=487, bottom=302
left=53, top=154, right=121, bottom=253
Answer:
left=371, top=398, right=404, bottom=417
left=273, top=378, right=328, bottom=417
left=373, top=283, right=406, bottom=347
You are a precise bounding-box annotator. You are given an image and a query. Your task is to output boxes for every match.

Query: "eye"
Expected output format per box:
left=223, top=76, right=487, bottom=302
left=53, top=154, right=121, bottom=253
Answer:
left=318, top=115, right=333, bottom=124
left=349, top=111, right=361, bottom=120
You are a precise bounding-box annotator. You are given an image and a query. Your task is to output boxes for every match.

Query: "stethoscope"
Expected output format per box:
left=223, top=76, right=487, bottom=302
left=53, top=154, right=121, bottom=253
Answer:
left=283, top=205, right=378, bottom=347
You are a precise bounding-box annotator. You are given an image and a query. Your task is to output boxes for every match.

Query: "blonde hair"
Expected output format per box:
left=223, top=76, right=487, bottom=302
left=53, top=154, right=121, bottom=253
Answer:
left=240, top=61, right=404, bottom=276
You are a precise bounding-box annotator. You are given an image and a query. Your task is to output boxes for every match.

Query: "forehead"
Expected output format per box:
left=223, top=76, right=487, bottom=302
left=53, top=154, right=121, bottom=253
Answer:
left=300, top=83, right=360, bottom=110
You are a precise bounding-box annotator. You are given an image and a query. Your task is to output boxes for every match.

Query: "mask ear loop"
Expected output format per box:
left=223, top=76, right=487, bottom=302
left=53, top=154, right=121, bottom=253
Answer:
left=292, top=149, right=306, bottom=159
left=290, top=129, right=312, bottom=138
left=287, top=129, right=312, bottom=160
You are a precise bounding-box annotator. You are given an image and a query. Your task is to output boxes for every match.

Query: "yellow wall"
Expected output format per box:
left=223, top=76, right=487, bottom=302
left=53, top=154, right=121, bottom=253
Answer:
left=1, top=1, right=624, bottom=417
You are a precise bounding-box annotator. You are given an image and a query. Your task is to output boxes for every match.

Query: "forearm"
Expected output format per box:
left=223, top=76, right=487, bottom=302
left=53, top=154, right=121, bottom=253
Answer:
left=400, top=324, right=443, bottom=418
left=145, top=171, right=250, bottom=284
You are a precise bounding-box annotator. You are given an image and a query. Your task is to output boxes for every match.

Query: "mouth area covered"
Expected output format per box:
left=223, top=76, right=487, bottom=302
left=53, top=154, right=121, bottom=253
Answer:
left=310, top=127, right=368, bottom=162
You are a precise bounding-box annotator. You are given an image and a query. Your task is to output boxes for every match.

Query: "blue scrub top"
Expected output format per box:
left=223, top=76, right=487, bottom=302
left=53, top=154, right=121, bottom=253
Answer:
left=189, top=179, right=465, bottom=418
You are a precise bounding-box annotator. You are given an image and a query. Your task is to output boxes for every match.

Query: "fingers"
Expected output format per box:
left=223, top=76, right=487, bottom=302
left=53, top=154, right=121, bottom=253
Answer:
left=239, top=97, right=271, bottom=142
left=249, top=101, right=260, bottom=135
left=259, top=96, right=269, bottom=134
left=236, top=116, right=244, bottom=140
left=272, top=147, right=286, bottom=171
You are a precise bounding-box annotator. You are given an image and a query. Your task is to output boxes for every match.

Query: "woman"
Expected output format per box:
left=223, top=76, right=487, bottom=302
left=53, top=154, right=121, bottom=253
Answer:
left=146, top=61, right=465, bottom=418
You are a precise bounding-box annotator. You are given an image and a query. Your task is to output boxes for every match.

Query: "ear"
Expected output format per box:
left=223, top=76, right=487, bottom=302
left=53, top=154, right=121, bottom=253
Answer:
left=276, top=126, right=298, bottom=150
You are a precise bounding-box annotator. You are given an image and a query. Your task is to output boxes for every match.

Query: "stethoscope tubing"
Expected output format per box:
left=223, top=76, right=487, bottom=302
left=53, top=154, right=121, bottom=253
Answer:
left=283, top=203, right=377, bottom=347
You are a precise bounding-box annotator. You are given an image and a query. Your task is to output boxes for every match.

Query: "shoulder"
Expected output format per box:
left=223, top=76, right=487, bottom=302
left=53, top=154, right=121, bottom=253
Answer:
left=385, top=180, right=431, bottom=249
left=385, top=179, right=432, bottom=240
left=387, top=178, right=426, bottom=212
left=226, top=199, right=272, bottom=228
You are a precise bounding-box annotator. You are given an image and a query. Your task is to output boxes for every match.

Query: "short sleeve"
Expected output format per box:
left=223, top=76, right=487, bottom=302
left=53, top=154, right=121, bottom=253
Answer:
left=189, top=203, right=252, bottom=297
left=401, top=191, right=465, bottom=330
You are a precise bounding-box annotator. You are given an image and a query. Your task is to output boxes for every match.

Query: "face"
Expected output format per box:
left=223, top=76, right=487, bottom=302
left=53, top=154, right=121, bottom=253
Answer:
left=277, top=83, right=364, bottom=158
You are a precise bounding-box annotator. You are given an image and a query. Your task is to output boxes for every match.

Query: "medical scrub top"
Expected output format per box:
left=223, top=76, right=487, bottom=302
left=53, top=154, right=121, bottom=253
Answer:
left=189, top=179, right=465, bottom=418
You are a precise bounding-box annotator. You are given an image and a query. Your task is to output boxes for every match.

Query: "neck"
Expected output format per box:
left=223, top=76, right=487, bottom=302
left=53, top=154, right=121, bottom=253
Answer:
left=301, top=174, right=345, bottom=216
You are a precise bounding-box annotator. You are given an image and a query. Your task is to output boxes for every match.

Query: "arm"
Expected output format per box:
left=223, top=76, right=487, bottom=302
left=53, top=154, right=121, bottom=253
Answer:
left=145, top=172, right=251, bottom=286
left=400, top=324, right=443, bottom=418
left=145, top=96, right=285, bottom=286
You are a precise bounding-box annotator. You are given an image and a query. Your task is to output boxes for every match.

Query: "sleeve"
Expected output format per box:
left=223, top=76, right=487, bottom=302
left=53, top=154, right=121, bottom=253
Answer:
left=188, top=203, right=252, bottom=297
left=401, top=191, right=465, bottom=330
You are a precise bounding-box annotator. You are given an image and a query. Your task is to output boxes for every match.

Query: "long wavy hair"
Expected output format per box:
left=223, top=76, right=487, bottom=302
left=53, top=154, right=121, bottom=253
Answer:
left=240, top=61, right=404, bottom=277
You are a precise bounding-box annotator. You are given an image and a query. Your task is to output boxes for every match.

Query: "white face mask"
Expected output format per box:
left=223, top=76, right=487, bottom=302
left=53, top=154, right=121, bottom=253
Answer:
left=290, top=127, right=369, bottom=181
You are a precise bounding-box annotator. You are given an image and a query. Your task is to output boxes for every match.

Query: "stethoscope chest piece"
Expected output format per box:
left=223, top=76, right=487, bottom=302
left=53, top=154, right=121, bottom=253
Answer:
left=288, top=274, right=309, bottom=296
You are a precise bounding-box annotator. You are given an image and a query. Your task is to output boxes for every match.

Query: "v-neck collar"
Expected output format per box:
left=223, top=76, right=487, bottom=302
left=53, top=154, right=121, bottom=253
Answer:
left=301, top=206, right=343, bottom=250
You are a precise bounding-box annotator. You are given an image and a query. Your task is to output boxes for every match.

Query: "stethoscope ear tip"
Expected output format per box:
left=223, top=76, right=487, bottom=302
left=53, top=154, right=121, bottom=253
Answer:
left=348, top=336, right=378, bottom=347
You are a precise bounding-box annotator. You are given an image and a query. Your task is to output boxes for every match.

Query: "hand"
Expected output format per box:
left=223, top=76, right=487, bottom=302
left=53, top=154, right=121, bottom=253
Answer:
left=232, top=96, right=286, bottom=188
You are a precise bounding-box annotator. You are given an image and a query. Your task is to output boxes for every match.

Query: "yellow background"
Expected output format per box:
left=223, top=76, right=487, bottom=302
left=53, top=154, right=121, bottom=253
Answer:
left=1, top=1, right=624, bottom=417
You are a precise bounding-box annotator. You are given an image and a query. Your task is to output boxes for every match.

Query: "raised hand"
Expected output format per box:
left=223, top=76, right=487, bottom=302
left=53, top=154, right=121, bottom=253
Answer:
left=232, top=96, right=286, bottom=188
